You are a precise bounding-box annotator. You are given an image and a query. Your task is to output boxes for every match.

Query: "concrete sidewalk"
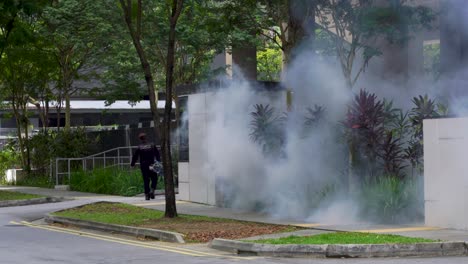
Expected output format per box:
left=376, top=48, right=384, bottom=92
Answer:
left=3, top=186, right=468, bottom=243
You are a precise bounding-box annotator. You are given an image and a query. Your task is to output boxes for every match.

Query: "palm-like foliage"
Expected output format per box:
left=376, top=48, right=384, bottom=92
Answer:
left=409, top=95, right=440, bottom=140
left=379, top=132, right=406, bottom=178
left=406, top=95, right=446, bottom=173
left=304, top=105, right=326, bottom=128
left=343, top=90, right=385, bottom=179
left=249, top=104, right=285, bottom=158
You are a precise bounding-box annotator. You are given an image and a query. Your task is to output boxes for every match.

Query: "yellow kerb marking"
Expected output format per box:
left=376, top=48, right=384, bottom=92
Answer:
left=11, top=221, right=257, bottom=260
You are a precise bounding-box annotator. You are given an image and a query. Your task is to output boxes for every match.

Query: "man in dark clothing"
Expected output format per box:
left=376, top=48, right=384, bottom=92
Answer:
left=131, top=132, right=161, bottom=200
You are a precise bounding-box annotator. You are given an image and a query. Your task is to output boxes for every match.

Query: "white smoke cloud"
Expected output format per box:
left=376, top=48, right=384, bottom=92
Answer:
left=181, top=1, right=468, bottom=225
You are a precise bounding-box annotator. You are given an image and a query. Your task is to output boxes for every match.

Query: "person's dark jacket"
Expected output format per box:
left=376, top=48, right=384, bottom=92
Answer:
left=131, top=142, right=161, bottom=167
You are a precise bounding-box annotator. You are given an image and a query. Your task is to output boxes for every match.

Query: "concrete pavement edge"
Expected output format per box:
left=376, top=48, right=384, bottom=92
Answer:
left=44, top=214, right=185, bottom=243
left=0, top=197, right=69, bottom=208
left=209, top=238, right=468, bottom=258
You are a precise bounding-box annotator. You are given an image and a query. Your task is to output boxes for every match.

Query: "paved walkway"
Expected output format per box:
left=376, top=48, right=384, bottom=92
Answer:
left=2, top=186, right=468, bottom=242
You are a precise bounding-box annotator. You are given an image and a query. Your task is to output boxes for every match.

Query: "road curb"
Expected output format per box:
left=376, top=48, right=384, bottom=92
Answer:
left=0, top=197, right=68, bottom=208
left=44, top=214, right=185, bottom=243
left=209, top=238, right=468, bottom=258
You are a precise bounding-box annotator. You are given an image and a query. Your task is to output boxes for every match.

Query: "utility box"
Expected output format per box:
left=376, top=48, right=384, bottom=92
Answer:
left=424, top=117, right=468, bottom=230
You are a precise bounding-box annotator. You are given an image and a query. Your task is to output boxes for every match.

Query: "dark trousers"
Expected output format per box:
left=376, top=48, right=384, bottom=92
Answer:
left=141, top=165, right=158, bottom=194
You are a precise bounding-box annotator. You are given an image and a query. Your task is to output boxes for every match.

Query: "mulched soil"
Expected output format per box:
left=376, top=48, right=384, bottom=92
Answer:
left=139, top=220, right=297, bottom=243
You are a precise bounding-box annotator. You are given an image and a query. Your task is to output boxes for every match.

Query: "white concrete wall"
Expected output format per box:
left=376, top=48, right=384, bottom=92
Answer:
left=177, top=162, right=190, bottom=201
left=424, top=117, right=468, bottom=230
left=177, top=93, right=217, bottom=205
left=178, top=90, right=288, bottom=206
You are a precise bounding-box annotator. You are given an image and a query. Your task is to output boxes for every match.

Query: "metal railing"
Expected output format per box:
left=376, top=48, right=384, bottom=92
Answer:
left=54, top=146, right=139, bottom=185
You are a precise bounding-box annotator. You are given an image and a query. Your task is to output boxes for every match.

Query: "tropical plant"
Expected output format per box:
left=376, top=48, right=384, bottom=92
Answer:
left=406, top=95, right=446, bottom=173
left=301, top=104, right=326, bottom=137
left=343, top=90, right=385, bottom=181
left=304, top=105, right=326, bottom=128
left=409, top=95, right=440, bottom=140
left=249, top=104, right=285, bottom=158
left=379, top=132, right=406, bottom=178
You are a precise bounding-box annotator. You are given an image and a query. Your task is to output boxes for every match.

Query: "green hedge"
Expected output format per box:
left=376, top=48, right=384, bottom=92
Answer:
left=70, top=167, right=161, bottom=196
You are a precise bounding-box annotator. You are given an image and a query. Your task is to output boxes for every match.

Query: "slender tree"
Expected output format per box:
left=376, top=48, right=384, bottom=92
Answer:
left=118, top=0, right=186, bottom=218
left=119, top=0, right=161, bottom=141
left=160, top=0, right=184, bottom=218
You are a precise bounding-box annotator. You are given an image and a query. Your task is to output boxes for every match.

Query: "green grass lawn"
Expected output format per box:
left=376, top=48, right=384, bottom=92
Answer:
left=54, top=202, right=166, bottom=225
left=53, top=202, right=250, bottom=226
left=251, top=232, right=437, bottom=245
left=0, top=190, right=44, bottom=201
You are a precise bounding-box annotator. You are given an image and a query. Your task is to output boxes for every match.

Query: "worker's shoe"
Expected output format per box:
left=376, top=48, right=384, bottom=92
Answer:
left=145, top=194, right=150, bottom=200
left=150, top=189, right=155, bottom=199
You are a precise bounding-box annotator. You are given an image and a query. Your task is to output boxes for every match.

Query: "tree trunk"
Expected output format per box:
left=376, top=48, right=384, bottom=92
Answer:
left=13, top=106, right=26, bottom=169
left=65, top=92, right=71, bottom=132
left=23, top=109, right=31, bottom=172
left=34, top=104, right=46, bottom=131
left=348, top=141, right=356, bottom=194
left=130, top=32, right=160, bottom=140
left=119, top=0, right=161, bottom=142
left=162, top=0, right=184, bottom=218
left=45, top=99, right=50, bottom=129
left=285, top=0, right=316, bottom=65
left=56, top=106, right=61, bottom=129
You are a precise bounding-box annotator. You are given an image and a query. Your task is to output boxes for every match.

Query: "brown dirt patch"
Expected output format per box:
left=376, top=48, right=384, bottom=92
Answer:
left=139, top=220, right=298, bottom=243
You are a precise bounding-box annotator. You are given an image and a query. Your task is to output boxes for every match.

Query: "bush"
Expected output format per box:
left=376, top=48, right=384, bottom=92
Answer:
left=15, top=172, right=54, bottom=188
left=69, top=167, right=164, bottom=196
left=0, top=139, right=21, bottom=184
left=28, top=128, right=97, bottom=180
left=358, top=176, right=423, bottom=224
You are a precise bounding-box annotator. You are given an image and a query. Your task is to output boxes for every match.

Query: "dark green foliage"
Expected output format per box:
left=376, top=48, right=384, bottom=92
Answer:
left=405, top=95, right=446, bottom=173
left=0, top=0, right=49, bottom=57
left=409, top=95, right=440, bottom=140
left=249, top=104, right=285, bottom=158
left=28, top=128, right=97, bottom=176
left=70, top=167, right=152, bottom=196
left=14, top=173, right=53, bottom=188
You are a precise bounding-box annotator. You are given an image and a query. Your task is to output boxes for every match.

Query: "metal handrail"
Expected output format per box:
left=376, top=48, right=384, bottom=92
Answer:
left=54, top=144, right=174, bottom=186
left=54, top=146, right=139, bottom=185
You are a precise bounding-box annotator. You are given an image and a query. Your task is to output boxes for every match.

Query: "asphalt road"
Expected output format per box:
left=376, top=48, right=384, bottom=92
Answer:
left=0, top=201, right=467, bottom=264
